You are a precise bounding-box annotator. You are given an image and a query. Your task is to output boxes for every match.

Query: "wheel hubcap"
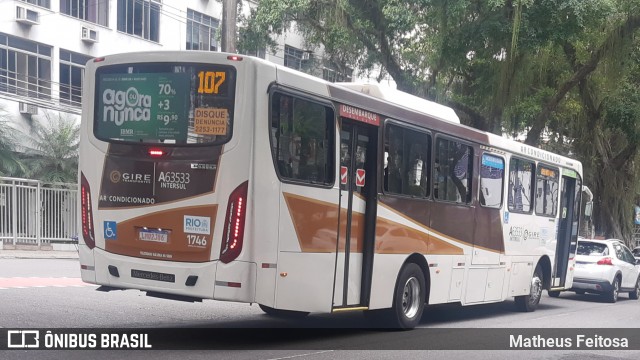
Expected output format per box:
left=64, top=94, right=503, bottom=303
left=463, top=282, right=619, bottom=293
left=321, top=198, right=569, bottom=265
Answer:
left=402, top=277, right=420, bottom=319
left=529, top=275, right=542, bottom=305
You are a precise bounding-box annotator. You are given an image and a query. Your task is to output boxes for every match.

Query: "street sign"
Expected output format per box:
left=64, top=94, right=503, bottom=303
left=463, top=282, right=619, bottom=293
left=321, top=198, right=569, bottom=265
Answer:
left=340, top=166, right=348, bottom=185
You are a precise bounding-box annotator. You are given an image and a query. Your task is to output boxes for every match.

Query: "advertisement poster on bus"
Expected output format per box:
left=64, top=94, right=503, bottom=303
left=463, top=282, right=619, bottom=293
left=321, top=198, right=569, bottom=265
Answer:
left=97, top=73, right=190, bottom=142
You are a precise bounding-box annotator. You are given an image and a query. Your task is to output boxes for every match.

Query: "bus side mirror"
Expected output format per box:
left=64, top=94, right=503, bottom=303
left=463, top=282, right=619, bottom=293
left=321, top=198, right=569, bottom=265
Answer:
left=584, top=201, right=593, bottom=217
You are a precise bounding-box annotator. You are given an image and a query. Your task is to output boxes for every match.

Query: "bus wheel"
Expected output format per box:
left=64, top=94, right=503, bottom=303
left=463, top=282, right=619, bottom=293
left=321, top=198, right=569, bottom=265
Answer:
left=515, top=265, right=543, bottom=312
left=258, top=304, right=309, bottom=319
left=391, top=263, right=426, bottom=329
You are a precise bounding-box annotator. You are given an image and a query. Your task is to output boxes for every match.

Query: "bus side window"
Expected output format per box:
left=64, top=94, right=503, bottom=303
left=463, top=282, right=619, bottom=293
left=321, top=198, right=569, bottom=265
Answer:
left=480, top=153, right=504, bottom=208
left=269, top=93, right=334, bottom=185
left=435, top=138, right=472, bottom=204
left=383, top=122, right=430, bottom=197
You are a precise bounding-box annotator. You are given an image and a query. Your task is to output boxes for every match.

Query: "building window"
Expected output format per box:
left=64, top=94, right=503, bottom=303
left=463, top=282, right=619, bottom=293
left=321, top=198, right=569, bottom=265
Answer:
left=0, top=33, right=51, bottom=100
left=384, top=123, right=431, bottom=197
left=186, top=9, right=219, bottom=51
left=270, top=92, right=334, bottom=185
left=60, top=0, right=109, bottom=26
left=242, top=48, right=265, bottom=59
left=117, top=0, right=160, bottom=42
left=508, top=157, right=535, bottom=213
left=18, top=0, right=51, bottom=9
left=59, top=50, right=91, bottom=107
left=434, top=138, right=472, bottom=204
left=284, top=45, right=306, bottom=70
left=322, top=65, right=353, bottom=83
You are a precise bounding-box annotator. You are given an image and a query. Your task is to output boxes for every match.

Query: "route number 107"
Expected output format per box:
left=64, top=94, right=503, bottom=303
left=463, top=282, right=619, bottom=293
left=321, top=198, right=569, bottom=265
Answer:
left=197, top=71, right=226, bottom=94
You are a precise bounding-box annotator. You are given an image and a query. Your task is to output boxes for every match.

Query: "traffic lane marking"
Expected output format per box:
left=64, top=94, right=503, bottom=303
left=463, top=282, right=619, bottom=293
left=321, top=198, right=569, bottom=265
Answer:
left=0, top=277, right=96, bottom=289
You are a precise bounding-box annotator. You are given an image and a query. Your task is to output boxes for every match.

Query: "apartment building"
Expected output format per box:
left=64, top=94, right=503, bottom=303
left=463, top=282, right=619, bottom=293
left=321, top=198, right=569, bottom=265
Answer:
left=0, top=0, right=352, bottom=133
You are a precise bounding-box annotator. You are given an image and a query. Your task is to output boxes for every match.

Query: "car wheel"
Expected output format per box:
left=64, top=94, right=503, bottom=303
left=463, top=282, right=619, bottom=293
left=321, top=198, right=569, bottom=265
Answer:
left=515, top=265, right=543, bottom=312
left=548, top=290, right=561, bottom=298
left=259, top=304, right=309, bottom=318
left=629, top=277, right=640, bottom=300
left=604, top=277, right=620, bottom=303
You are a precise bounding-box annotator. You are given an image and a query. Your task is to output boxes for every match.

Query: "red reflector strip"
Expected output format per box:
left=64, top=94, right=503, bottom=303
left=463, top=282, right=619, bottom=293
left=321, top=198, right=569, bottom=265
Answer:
left=215, top=281, right=242, bottom=288
left=457, top=263, right=465, bottom=267
left=262, top=263, right=277, bottom=269
left=80, top=265, right=95, bottom=271
left=429, top=263, right=438, bottom=267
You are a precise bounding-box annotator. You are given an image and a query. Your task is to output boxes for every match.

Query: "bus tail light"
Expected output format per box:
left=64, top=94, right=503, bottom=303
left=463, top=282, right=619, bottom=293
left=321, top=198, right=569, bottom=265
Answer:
left=597, top=257, right=613, bottom=265
left=220, top=181, right=248, bottom=264
left=80, top=173, right=96, bottom=249
left=148, top=148, right=164, bottom=157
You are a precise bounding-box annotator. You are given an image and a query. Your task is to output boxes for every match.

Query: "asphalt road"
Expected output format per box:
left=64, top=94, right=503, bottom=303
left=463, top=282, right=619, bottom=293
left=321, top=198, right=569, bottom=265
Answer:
left=1, top=258, right=639, bottom=359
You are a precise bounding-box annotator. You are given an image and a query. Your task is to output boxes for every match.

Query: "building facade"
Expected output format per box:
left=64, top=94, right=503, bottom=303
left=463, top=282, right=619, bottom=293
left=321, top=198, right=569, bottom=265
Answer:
left=0, top=0, right=352, bottom=135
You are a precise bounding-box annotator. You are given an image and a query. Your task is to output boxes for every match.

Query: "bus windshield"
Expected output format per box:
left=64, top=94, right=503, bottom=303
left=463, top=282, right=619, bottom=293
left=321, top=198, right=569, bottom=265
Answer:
left=94, top=62, right=236, bottom=146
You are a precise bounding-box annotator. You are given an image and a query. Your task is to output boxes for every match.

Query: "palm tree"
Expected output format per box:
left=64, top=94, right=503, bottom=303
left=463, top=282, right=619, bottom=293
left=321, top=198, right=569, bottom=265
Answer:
left=0, top=105, right=24, bottom=177
left=20, top=111, right=79, bottom=183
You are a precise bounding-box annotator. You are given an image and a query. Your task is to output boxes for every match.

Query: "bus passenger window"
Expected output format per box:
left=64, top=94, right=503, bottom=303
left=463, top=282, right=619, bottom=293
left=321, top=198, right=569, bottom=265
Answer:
left=383, top=123, right=430, bottom=197
left=480, top=154, right=504, bottom=208
left=507, top=158, right=534, bottom=213
left=434, top=138, right=472, bottom=204
left=270, top=93, right=334, bottom=185
left=535, top=165, right=559, bottom=217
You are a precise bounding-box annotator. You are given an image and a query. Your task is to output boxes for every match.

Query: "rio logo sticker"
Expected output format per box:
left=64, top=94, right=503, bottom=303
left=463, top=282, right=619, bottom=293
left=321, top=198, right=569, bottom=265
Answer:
left=184, top=216, right=211, bottom=235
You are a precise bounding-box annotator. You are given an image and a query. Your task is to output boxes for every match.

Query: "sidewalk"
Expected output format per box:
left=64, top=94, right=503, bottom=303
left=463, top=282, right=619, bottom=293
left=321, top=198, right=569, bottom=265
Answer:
left=0, top=249, right=79, bottom=259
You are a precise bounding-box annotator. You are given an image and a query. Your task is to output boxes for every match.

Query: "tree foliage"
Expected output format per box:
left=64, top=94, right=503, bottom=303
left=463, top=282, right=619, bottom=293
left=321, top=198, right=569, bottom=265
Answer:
left=19, top=111, right=80, bottom=183
left=241, top=0, right=640, bottom=241
left=0, top=105, right=24, bottom=177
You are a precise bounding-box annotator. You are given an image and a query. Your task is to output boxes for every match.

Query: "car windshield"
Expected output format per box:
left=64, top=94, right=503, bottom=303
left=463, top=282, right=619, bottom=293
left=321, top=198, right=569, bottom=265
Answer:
left=577, top=242, right=608, bottom=256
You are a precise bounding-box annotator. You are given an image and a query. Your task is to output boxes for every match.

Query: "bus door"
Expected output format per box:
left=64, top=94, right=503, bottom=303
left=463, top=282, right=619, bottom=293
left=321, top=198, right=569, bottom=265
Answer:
left=552, top=172, right=580, bottom=288
left=334, top=119, right=378, bottom=308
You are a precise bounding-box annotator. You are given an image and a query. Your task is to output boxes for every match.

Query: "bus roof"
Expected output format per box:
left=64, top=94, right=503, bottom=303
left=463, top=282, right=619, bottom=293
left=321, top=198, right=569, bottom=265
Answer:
left=334, top=83, right=460, bottom=124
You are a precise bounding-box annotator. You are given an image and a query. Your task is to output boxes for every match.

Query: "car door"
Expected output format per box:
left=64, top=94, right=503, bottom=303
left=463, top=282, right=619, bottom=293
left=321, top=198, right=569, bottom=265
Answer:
left=621, top=245, right=640, bottom=288
left=613, top=243, right=636, bottom=289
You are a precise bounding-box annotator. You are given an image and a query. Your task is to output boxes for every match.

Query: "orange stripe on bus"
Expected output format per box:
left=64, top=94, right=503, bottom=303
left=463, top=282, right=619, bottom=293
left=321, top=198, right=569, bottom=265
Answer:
left=283, top=193, right=462, bottom=255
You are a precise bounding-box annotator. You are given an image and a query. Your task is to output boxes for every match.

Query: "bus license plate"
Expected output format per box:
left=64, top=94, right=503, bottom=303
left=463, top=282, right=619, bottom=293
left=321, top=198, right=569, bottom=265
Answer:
left=138, top=229, right=169, bottom=243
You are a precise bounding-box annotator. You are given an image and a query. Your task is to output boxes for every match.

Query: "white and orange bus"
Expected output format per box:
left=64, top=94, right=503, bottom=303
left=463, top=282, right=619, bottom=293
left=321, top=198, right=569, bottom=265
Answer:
left=78, top=51, right=582, bottom=329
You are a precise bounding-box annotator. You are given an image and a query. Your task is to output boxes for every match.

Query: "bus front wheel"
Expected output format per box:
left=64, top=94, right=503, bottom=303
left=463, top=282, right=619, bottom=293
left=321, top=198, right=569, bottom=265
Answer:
left=515, top=265, right=543, bottom=312
left=258, top=304, right=309, bottom=319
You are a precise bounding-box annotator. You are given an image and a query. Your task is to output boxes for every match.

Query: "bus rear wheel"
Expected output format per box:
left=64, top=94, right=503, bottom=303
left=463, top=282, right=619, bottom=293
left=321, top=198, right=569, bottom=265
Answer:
left=515, top=265, right=543, bottom=312
left=391, top=263, right=426, bottom=329
left=258, top=304, right=309, bottom=319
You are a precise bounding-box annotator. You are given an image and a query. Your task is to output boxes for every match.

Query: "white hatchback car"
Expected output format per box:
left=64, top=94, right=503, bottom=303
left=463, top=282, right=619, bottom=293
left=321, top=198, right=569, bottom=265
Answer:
left=571, top=239, right=640, bottom=303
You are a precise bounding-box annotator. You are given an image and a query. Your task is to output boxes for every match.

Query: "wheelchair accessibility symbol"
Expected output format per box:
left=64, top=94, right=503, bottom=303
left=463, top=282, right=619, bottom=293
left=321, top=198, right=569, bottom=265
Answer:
left=104, top=221, right=117, bottom=240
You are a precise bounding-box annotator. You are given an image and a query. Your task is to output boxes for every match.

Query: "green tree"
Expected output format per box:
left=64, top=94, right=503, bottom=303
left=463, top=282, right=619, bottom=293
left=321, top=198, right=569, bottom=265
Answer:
left=0, top=105, right=24, bottom=177
left=20, top=111, right=79, bottom=183
left=242, top=0, right=640, bottom=241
